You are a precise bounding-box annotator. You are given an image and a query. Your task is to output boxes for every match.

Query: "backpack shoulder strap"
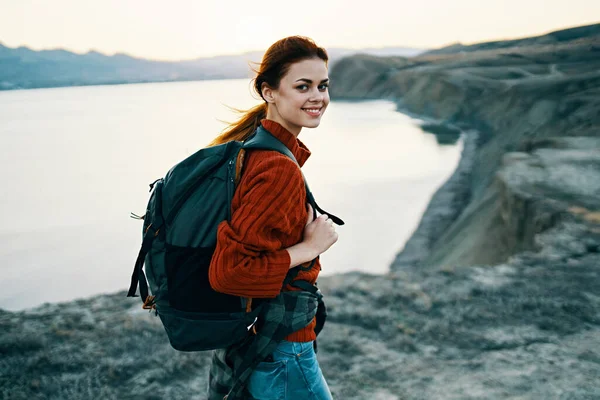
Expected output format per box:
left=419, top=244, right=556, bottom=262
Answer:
left=242, top=125, right=344, bottom=226
left=242, top=125, right=298, bottom=164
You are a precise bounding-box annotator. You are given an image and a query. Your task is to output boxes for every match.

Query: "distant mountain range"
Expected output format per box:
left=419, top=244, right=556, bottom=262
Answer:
left=0, top=44, right=424, bottom=91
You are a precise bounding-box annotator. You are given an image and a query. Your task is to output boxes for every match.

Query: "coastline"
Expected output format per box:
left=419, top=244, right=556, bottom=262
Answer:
left=329, top=32, right=600, bottom=267
left=390, top=122, right=478, bottom=270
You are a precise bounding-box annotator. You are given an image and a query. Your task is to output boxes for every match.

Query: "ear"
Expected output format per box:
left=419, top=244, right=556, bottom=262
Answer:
left=261, top=82, right=276, bottom=104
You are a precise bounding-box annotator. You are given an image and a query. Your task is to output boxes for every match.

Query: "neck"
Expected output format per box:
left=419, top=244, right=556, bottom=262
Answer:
left=265, top=105, right=301, bottom=138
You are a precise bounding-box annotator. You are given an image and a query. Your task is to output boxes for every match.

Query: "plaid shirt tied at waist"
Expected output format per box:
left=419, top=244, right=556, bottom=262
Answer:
left=208, top=282, right=327, bottom=400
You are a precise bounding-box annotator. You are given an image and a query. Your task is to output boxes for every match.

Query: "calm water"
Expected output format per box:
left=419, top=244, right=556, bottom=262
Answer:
left=0, top=79, right=462, bottom=310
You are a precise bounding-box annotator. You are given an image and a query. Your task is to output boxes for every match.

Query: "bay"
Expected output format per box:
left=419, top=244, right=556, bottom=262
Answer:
left=0, top=79, right=461, bottom=310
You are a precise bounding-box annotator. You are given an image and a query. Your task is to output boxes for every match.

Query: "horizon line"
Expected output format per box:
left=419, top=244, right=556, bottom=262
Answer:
left=1, top=20, right=597, bottom=63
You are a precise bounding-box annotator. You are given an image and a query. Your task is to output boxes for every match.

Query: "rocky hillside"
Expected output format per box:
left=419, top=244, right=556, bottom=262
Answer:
left=1, top=24, right=599, bottom=399
left=330, top=23, right=600, bottom=269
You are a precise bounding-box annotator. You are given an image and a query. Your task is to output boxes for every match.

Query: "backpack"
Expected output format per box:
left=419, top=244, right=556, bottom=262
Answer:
left=127, top=125, right=344, bottom=352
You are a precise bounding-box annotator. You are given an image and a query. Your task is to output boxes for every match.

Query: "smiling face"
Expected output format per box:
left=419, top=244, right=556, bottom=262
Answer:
left=262, top=58, right=330, bottom=136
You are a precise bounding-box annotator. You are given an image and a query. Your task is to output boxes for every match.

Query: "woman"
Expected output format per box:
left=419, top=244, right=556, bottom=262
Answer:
left=207, top=36, right=338, bottom=399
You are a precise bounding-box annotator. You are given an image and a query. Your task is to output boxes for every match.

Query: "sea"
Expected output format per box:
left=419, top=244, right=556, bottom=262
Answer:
left=0, top=79, right=462, bottom=310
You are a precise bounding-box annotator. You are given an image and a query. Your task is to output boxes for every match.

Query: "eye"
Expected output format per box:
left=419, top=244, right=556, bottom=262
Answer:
left=296, top=84, right=309, bottom=91
left=318, top=83, right=329, bottom=91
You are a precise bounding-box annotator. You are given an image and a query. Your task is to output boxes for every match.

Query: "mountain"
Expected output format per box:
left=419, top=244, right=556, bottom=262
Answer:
left=425, top=22, right=600, bottom=55
left=0, top=43, right=424, bottom=91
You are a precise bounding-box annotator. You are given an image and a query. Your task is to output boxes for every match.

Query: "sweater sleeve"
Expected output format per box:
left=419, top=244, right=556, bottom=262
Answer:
left=208, top=153, right=305, bottom=298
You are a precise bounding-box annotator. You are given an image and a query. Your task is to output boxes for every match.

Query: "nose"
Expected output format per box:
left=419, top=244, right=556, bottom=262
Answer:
left=309, top=88, right=324, bottom=103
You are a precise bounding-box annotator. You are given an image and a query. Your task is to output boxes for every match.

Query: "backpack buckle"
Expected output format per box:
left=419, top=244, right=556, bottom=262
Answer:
left=142, top=295, right=156, bottom=310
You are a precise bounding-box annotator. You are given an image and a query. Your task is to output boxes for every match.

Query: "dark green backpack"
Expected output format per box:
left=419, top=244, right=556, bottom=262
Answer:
left=127, top=125, right=343, bottom=352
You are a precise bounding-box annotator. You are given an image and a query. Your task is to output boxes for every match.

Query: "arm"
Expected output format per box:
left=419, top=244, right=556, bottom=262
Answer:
left=208, top=154, right=306, bottom=298
left=286, top=241, right=320, bottom=269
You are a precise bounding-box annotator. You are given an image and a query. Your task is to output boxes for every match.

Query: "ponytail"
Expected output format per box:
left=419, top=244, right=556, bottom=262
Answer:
left=208, top=103, right=267, bottom=146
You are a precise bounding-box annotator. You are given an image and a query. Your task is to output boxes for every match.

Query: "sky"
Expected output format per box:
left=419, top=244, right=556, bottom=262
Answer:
left=0, top=0, right=598, bottom=61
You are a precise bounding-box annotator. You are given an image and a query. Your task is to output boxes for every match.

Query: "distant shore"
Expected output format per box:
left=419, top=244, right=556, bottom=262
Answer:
left=0, top=44, right=424, bottom=92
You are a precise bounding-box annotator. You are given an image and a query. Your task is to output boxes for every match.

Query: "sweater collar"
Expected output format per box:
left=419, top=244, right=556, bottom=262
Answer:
left=260, top=119, right=311, bottom=167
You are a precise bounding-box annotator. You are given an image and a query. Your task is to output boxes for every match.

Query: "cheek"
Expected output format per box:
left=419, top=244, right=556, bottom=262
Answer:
left=288, top=96, right=307, bottom=113
left=295, top=93, right=308, bottom=108
left=279, top=91, right=304, bottom=111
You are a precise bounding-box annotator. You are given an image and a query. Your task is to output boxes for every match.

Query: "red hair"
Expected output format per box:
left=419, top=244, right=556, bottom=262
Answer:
left=209, top=36, right=328, bottom=146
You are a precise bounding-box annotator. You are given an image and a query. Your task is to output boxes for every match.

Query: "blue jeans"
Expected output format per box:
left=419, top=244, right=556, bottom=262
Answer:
left=247, top=340, right=333, bottom=400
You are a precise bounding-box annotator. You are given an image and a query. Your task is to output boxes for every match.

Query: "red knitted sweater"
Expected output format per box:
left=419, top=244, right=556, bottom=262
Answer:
left=209, top=119, right=321, bottom=342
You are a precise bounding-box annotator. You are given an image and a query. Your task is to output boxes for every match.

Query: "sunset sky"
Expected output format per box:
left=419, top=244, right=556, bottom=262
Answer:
left=1, top=0, right=598, bottom=60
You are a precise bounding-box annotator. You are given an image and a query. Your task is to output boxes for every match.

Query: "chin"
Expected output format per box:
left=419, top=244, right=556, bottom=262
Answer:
left=300, top=115, right=324, bottom=129
left=303, top=120, right=322, bottom=129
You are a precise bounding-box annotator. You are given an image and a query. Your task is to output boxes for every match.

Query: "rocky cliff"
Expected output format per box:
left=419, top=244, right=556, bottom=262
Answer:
left=330, top=23, right=600, bottom=269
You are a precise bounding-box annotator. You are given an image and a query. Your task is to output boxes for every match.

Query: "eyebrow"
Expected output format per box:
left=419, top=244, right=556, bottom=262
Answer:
left=295, top=78, right=329, bottom=84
